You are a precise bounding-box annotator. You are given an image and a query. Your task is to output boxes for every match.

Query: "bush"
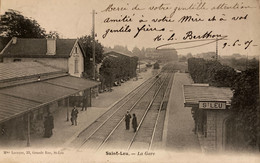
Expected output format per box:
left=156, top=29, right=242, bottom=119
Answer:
left=187, top=58, right=236, bottom=87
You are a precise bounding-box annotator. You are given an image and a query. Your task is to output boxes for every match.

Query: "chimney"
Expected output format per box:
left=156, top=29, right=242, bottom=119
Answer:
left=12, top=37, right=17, bottom=44
left=46, top=38, right=56, bottom=55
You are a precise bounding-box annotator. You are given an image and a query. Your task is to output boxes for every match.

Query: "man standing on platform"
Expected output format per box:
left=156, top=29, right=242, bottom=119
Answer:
left=125, top=111, right=131, bottom=130
left=71, top=106, right=79, bottom=126
left=44, top=112, right=54, bottom=138
left=132, top=113, right=138, bottom=132
left=81, top=95, right=87, bottom=111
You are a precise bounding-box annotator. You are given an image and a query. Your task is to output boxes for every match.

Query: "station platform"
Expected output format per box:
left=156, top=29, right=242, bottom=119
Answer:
left=163, top=72, right=201, bottom=152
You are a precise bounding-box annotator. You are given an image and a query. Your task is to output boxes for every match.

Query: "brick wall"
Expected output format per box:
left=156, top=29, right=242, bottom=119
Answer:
left=205, top=111, right=216, bottom=151
left=200, top=110, right=231, bottom=152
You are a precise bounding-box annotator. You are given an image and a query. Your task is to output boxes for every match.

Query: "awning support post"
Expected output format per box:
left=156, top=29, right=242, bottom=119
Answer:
left=89, top=89, right=92, bottom=107
left=67, top=98, right=69, bottom=121
left=27, top=113, right=31, bottom=147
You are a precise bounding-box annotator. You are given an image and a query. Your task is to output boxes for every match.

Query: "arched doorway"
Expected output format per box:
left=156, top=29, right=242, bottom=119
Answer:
left=224, top=117, right=246, bottom=151
left=225, top=117, right=236, bottom=150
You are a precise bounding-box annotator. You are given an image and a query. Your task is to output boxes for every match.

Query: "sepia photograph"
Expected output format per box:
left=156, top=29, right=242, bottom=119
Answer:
left=0, top=0, right=259, bottom=162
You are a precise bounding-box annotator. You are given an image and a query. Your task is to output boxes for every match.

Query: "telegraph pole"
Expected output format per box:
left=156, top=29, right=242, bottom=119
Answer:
left=246, top=52, right=248, bottom=70
left=215, top=38, right=218, bottom=61
left=92, top=10, right=96, bottom=80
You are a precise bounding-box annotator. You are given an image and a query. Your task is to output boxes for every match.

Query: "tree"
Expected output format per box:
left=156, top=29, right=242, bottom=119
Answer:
left=186, top=53, right=193, bottom=59
left=187, top=58, right=236, bottom=86
left=231, top=67, right=259, bottom=150
left=46, top=31, right=60, bottom=39
left=79, top=35, right=104, bottom=79
left=179, top=56, right=187, bottom=62
left=213, top=65, right=236, bottom=87
left=132, top=47, right=141, bottom=56
left=0, top=9, right=46, bottom=38
left=99, top=57, right=116, bottom=90
left=99, top=53, right=138, bottom=90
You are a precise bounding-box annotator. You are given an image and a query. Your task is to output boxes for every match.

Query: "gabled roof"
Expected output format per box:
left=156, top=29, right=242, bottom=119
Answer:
left=104, top=51, right=133, bottom=58
left=1, top=38, right=83, bottom=58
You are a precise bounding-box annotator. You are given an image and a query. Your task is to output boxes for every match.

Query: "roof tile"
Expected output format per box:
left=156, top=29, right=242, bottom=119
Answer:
left=2, top=38, right=77, bottom=58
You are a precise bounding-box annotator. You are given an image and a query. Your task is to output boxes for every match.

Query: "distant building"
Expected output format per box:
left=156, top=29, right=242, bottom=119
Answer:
left=0, top=37, right=85, bottom=77
left=144, top=48, right=178, bottom=62
left=195, top=52, right=216, bottom=60
left=104, top=50, right=133, bottom=58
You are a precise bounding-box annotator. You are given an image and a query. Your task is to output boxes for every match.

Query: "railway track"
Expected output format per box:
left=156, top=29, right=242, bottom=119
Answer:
left=101, top=73, right=174, bottom=151
left=69, top=65, right=175, bottom=152
left=69, top=73, right=165, bottom=149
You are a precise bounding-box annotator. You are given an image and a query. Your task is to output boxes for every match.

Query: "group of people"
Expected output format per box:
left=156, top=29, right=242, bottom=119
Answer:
left=125, top=111, right=138, bottom=132
left=43, top=106, right=79, bottom=139
left=44, top=108, right=137, bottom=138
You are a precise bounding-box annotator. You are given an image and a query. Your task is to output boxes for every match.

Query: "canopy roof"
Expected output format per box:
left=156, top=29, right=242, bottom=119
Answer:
left=0, top=76, right=99, bottom=123
left=183, top=84, right=233, bottom=107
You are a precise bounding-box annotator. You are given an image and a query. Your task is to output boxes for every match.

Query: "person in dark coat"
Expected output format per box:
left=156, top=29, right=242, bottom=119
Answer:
left=44, top=112, right=54, bottom=138
left=1, top=124, right=7, bottom=136
left=132, top=114, right=138, bottom=132
left=71, top=106, right=79, bottom=126
left=81, top=96, right=87, bottom=111
left=125, top=111, right=131, bottom=130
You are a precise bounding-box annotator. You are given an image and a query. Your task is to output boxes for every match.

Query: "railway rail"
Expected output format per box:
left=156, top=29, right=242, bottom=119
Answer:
left=69, top=64, right=175, bottom=151
left=100, top=73, right=174, bottom=151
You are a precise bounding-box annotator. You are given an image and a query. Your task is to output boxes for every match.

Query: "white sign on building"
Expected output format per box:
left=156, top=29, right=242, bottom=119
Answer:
left=199, top=101, right=226, bottom=110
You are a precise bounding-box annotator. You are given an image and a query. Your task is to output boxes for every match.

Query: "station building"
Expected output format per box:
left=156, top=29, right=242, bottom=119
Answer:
left=183, top=84, right=234, bottom=152
left=0, top=37, right=102, bottom=146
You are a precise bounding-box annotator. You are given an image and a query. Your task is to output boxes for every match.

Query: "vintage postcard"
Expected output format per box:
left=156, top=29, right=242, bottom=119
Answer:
left=0, top=0, right=259, bottom=162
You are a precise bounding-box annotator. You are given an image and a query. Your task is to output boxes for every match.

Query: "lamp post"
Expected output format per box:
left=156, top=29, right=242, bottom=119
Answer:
left=92, top=10, right=96, bottom=80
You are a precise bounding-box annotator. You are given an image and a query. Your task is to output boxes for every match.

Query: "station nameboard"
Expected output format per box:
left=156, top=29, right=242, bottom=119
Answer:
left=199, top=101, right=226, bottom=110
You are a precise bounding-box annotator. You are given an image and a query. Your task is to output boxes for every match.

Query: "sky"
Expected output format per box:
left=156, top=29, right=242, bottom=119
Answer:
left=1, top=0, right=260, bottom=56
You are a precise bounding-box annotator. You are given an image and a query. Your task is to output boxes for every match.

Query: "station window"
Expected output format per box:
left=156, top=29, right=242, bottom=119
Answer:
left=75, top=47, right=78, bottom=54
left=75, top=59, right=79, bottom=73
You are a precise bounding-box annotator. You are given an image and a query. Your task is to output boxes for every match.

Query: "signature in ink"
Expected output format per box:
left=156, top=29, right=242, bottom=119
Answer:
left=156, top=35, right=227, bottom=50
